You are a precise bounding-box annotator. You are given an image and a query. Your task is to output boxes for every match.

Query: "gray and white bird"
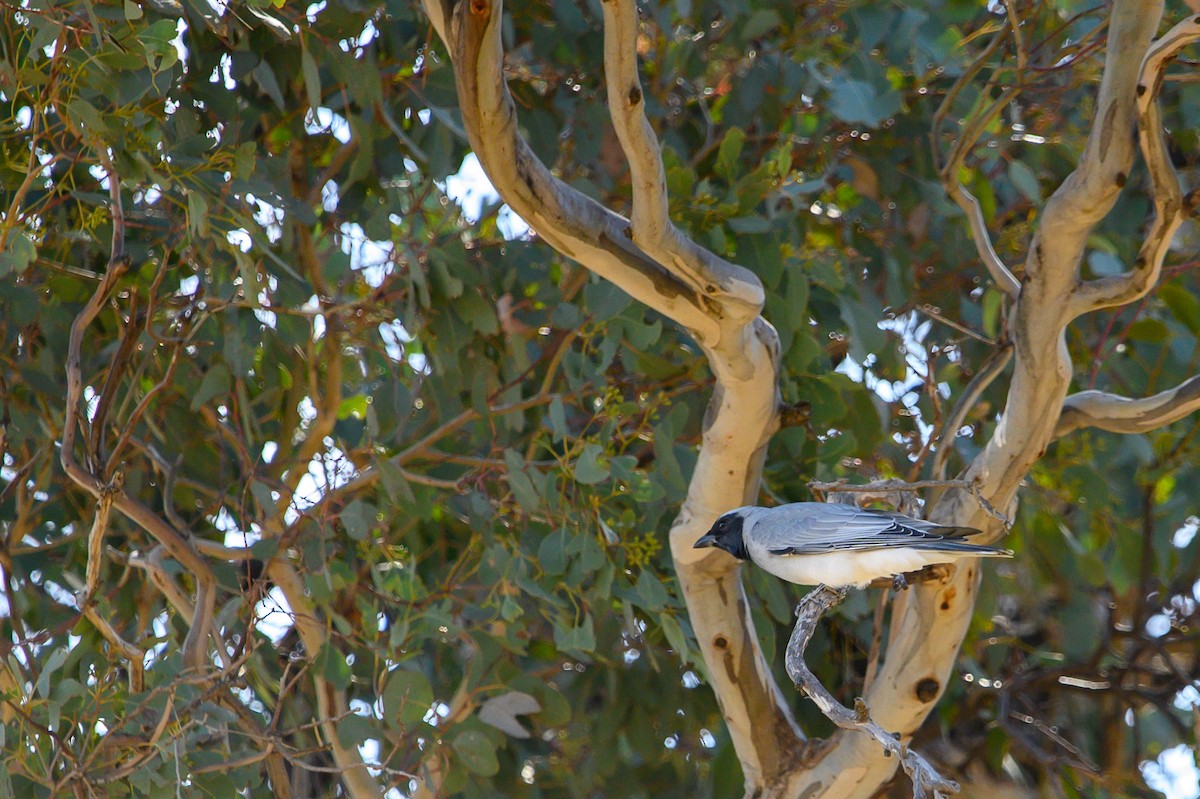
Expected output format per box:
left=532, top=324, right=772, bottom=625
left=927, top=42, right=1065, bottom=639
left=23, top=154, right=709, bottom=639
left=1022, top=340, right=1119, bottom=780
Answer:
left=693, top=502, right=1011, bottom=588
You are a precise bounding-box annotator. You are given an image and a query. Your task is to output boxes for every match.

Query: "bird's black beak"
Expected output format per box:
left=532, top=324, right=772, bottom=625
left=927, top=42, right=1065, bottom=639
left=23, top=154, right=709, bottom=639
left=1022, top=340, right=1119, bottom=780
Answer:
left=694, top=533, right=719, bottom=549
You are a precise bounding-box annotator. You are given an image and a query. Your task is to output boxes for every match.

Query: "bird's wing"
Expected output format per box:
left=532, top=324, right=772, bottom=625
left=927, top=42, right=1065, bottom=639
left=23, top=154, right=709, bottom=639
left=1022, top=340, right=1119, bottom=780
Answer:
left=755, top=504, right=989, bottom=554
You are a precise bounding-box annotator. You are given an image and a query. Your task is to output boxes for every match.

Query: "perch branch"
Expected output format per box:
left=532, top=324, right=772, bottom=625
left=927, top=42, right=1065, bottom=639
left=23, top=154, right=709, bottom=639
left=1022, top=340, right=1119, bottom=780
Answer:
left=1069, top=16, right=1200, bottom=316
left=1055, top=375, right=1200, bottom=437
left=785, top=586, right=960, bottom=799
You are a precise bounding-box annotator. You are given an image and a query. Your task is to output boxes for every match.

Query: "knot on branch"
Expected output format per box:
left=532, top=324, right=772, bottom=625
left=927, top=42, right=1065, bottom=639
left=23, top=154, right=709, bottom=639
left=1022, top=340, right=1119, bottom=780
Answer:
left=100, top=469, right=125, bottom=499
left=1184, top=187, right=1200, bottom=216
left=779, top=400, right=811, bottom=428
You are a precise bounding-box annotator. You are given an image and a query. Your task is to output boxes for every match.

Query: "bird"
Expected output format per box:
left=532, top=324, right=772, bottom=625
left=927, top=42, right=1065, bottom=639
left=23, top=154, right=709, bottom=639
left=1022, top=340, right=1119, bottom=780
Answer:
left=693, top=502, right=1012, bottom=589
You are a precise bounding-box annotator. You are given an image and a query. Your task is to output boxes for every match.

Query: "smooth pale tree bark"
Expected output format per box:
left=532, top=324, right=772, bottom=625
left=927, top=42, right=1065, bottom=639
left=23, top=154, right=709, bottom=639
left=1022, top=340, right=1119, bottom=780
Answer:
left=419, top=1, right=1200, bottom=797
left=421, top=2, right=805, bottom=790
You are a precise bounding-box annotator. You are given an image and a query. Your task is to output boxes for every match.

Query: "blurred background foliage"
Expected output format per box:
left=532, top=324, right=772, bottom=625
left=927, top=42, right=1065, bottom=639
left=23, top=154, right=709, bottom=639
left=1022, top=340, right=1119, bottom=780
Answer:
left=0, top=0, right=1197, bottom=797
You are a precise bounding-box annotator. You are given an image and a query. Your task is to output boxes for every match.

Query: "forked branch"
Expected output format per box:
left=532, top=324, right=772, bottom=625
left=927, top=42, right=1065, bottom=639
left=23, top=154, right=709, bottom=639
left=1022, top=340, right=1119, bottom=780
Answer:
left=1069, top=16, right=1200, bottom=316
left=61, top=258, right=217, bottom=675
left=785, top=587, right=960, bottom=799
left=422, top=2, right=800, bottom=793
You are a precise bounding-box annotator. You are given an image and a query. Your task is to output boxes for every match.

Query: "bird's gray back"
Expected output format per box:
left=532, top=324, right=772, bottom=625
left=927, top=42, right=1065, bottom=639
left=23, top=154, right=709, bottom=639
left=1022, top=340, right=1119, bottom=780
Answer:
left=747, top=502, right=978, bottom=553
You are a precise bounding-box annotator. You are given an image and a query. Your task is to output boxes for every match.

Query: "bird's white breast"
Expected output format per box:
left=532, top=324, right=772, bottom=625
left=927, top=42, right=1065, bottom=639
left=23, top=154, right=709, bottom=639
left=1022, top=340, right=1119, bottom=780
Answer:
left=746, top=539, right=951, bottom=589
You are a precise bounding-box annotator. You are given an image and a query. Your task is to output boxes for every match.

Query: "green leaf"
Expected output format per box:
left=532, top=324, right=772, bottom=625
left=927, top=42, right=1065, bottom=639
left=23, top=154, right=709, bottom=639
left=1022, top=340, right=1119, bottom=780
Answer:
left=0, top=234, right=36, bottom=277
left=186, top=191, right=210, bottom=238
left=1160, top=283, right=1200, bottom=335
left=37, top=647, right=69, bottom=698
left=548, top=396, right=568, bottom=442
left=250, top=479, right=275, bottom=512
left=382, top=669, right=434, bottom=728
left=189, top=364, right=231, bottom=411
left=839, top=295, right=885, bottom=361
left=66, top=99, right=109, bottom=135
left=1087, top=250, right=1124, bottom=277
left=503, top=450, right=542, bottom=512
left=336, top=713, right=377, bottom=749
left=827, top=77, right=899, bottom=127
left=430, top=250, right=465, bottom=299
left=452, top=730, right=499, bottom=777
left=573, top=443, right=610, bottom=485
left=553, top=616, right=595, bottom=655
left=1126, top=318, right=1168, bottom=342
left=340, top=499, right=373, bottom=541
left=715, top=128, right=746, bottom=181
left=537, top=528, right=569, bottom=576
left=378, top=459, right=417, bottom=506
left=234, top=141, right=257, bottom=181
left=336, top=394, right=367, bottom=421
left=300, top=38, right=322, bottom=111
left=660, top=614, right=689, bottom=659
left=314, top=643, right=352, bottom=690
left=982, top=287, right=1003, bottom=338
left=138, top=19, right=179, bottom=50
left=742, top=9, right=781, bottom=40
left=1008, top=160, right=1041, bottom=203
left=252, top=61, right=286, bottom=110
left=634, top=569, right=670, bottom=611
left=728, top=215, right=772, bottom=233
left=478, top=691, right=540, bottom=738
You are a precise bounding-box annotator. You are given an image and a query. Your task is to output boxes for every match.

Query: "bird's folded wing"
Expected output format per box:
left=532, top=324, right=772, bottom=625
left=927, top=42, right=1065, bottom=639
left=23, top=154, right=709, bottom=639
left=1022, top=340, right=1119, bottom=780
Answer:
left=759, top=506, right=985, bottom=554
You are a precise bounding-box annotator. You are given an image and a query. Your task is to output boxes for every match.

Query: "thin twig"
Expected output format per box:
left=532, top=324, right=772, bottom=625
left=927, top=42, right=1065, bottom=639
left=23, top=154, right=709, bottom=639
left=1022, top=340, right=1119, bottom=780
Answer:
left=931, top=342, right=1013, bottom=480
left=807, top=478, right=1013, bottom=528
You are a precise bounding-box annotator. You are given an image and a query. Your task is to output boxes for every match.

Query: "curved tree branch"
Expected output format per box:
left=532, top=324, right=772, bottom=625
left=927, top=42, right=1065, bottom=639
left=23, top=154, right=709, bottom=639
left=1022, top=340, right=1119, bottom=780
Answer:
left=434, top=0, right=744, bottom=351
left=933, top=22, right=1021, bottom=298
left=944, top=178, right=1022, bottom=297
left=61, top=257, right=217, bottom=676
left=1069, top=16, right=1200, bottom=316
left=267, top=560, right=380, bottom=799
left=601, top=0, right=763, bottom=326
left=792, top=5, right=1167, bottom=795
left=424, top=0, right=803, bottom=792
left=1055, top=375, right=1200, bottom=437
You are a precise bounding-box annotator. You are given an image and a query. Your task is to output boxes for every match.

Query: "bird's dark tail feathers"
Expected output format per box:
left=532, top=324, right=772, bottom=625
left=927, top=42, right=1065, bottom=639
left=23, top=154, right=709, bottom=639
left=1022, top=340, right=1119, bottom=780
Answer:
left=918, top=537, right=1013, bottom=557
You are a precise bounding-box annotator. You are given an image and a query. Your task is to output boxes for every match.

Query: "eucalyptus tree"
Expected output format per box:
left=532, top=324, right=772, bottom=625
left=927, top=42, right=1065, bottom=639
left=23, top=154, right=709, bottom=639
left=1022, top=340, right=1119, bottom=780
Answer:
left=1, top=1, right=1198, bottom=799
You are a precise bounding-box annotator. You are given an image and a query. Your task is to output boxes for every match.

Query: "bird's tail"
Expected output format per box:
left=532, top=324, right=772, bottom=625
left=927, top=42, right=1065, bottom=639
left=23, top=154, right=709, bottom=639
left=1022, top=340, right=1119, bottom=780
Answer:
left=937, top=525, right=989, bottom=538
left=917, top=537, right=1013, bottom=557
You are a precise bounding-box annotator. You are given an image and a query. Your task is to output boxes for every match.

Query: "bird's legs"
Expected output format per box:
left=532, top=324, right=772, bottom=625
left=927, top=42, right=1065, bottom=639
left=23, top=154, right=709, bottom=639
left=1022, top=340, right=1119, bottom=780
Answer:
left=785, top=585, right=960, bottom=799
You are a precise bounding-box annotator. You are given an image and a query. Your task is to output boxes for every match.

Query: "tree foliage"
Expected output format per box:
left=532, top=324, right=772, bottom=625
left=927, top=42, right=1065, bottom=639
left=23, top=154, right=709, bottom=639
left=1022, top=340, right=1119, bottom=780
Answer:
left=0, top=1, right=1197, bottom=798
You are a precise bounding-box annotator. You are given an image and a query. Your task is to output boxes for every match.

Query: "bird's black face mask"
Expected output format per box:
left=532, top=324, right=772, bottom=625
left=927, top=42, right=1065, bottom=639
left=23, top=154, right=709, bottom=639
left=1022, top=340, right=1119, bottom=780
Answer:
left=694, top=513, right=748, bottom=560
